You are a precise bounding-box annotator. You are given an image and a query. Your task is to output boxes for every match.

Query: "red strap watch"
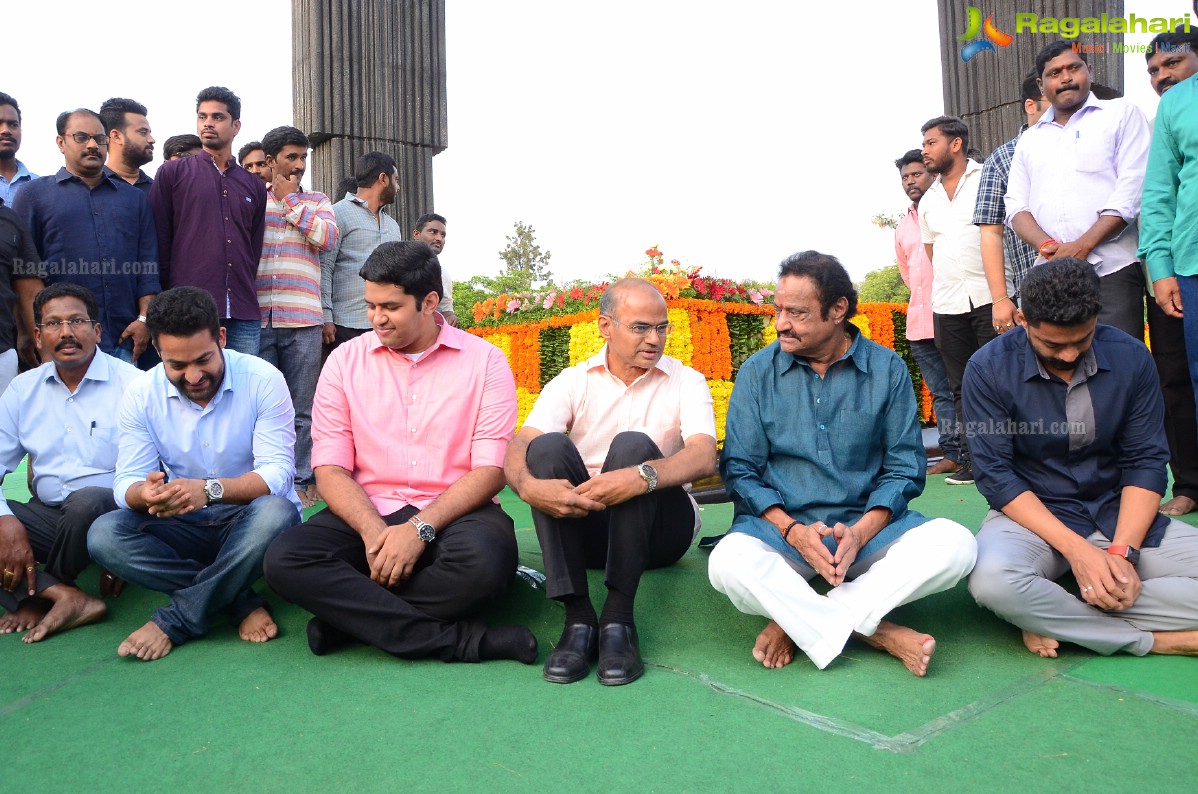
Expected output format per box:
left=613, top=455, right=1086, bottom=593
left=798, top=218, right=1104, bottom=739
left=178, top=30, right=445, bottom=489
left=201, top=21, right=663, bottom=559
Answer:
left=1107, top=544, right=1141, bottom=564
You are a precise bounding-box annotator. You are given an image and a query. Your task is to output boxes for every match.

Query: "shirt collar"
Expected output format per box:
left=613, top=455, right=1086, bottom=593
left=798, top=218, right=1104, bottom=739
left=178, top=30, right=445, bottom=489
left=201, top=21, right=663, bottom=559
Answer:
left=1021, top=328, right=1105, bottom=382
left=44, top=349, right=113, bottom=387
left=366, top=316, right=461, bottom=359
left=53, top=166, right=117, bottom=188
left=584, top=344, right=672, bottom=381
left=1038, top=90, right=1103, bottom=127
left=776, top=323, right=867, bottom=375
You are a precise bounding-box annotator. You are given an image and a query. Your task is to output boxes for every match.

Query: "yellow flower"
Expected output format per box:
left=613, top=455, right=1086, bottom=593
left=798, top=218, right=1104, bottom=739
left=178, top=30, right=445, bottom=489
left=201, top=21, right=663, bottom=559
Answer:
left=707, top=378, right=735, bottom=443
left=762, top=321, right=777, bottom=347
left=664, top=308, right=693, bottom=366
left=515, top=386, right=539, bottom=432
left=568, top=321, right=605, bottom=365
left=849, top=314, right=871, bottom=339
left=484, top=333, right=512, bottom=360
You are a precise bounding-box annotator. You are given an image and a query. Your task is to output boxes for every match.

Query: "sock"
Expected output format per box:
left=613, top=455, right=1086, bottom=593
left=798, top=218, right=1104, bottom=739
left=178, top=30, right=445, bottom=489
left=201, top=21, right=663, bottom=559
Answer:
left=598, top=588, right=635, bottom=626
left=479, top=625, right=539, bottom=664
left=560, top=594, right=598, bottom=627
left=306, top=617, right=355, bottom=656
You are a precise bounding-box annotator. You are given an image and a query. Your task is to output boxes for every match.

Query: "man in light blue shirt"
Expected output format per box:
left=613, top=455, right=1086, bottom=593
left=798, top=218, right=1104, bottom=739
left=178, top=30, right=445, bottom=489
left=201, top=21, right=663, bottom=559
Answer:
left=0, top=93, right=36, bottom=206
left=0, top=283, right=141, bottom=643
left=89, top=287, right=301, bottom=662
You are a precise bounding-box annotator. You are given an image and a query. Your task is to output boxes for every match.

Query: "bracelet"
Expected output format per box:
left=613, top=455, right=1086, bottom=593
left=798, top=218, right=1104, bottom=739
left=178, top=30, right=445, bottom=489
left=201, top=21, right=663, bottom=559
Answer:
left=1038, top=239, right=1057, bottom=255
left=993, top=295, right=1012, bottom=306
left=781, top=520, right=801, bottom=540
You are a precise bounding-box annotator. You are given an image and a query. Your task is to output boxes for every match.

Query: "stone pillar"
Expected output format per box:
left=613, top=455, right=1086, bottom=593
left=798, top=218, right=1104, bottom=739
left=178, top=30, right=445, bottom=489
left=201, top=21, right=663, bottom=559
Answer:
left=292, top=0, right=447, bottom=231
left=935, top=1, right=1124, bottom=157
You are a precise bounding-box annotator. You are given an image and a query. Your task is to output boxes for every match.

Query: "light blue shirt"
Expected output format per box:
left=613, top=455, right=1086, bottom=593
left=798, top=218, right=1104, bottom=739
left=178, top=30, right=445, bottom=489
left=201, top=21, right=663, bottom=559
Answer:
left=0, top=160, right=37, bottom=206
left=0, top=351, right=143, bottom=516
left=113, top=348, right=300, bottom=511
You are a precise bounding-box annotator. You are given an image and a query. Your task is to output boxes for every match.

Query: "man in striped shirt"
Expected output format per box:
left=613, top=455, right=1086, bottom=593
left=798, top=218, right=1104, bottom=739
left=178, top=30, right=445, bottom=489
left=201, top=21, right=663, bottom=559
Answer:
left=256, top=126, right=339, bottom=508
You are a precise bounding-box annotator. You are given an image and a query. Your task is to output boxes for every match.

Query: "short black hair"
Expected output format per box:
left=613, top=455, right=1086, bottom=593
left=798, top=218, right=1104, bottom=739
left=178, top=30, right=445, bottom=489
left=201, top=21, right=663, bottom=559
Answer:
left=921, top=115, right=970, bottom=152
left=237, top=141, right=264, bottom=165
left=894, top=149, right=924, bottom=171
left=34, top=282, right=99, bottom=326
left=163, top=134, right=202, bottom=159
left=196, top=86, right=242, bottom=121
left=338, top=176, right=360, bottom=196
left=414, top=213, right=447, bottom=232
left=1019, top=258, right=1101, bottom=327
left=1021, top=69, right=1042, bottom=103
left=354, top=151, right=397, bottom=188
left=1035, top=40, right=1085, bottom=78
left=56, top=108, right=103, bottom=136
left=1146, top=29, right=1198, bottom=62
left=99, top=97, right=148, bottom=135
left=0, top=91, right=22, bottom=122
left=359, top=241, right=442, bottom=306
left=146, top=287, right=221, bottom=343
left=777, top=251, right=858, bottom=321
left=261, top=125, right=309, bottom=158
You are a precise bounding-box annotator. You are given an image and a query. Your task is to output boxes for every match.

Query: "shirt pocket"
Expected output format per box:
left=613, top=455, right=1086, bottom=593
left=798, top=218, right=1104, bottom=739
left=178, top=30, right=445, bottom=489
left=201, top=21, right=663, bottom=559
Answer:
left=1073, top=132, right=1115, bottom=174
left=86, top=424, right=120, bottom=470
left=832, top=410, right=876, bottom=471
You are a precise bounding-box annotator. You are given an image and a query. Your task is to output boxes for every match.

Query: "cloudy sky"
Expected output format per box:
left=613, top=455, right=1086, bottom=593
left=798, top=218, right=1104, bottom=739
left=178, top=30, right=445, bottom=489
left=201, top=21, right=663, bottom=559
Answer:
left=6, top=1, right=1183, bottom=287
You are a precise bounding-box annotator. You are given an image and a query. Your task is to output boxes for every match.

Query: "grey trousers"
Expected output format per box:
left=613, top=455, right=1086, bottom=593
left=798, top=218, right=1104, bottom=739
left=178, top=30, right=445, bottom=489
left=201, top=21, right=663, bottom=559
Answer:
left=968, top=511, right=1198, bottom=655
left=259, top=323, right=323, bottom=487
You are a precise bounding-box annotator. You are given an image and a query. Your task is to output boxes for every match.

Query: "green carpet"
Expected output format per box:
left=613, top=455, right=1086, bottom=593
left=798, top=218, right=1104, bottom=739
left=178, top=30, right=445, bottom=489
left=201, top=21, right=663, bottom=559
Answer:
left=3, top=463, right=1197, bottom=792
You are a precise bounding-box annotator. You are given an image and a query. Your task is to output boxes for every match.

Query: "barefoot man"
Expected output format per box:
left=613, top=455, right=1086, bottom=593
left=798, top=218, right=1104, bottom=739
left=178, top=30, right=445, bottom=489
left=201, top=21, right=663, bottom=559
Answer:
left=709, top=251, right=977, bottom=676
left=967, top=258, right=1198, bottom=658
left=88, top=287, right=301, bottom=660
left=0, top=284, right=140, bottom=643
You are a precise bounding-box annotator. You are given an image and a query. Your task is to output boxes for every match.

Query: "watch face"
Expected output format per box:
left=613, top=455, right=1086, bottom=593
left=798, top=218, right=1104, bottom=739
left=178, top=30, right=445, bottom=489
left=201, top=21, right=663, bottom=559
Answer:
left=642, top=464, right=658, bottom=479
left=417, top=523, right=435, bottom=542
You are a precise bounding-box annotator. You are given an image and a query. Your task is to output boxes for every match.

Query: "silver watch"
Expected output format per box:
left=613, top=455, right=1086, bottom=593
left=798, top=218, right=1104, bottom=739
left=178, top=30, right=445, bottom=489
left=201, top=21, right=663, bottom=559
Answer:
left=409, top=515, right=436, bottom=543
left=636, top=463, right=658, bottom=493
left=204, top=478, right=224, bottom=504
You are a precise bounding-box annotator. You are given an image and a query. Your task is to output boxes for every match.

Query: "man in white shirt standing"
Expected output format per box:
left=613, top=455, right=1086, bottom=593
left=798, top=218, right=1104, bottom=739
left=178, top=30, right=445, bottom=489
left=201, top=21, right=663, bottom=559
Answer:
left=919, top=115, right=1005, bottom=486
left=1006, top=40, right=1152, bottom=340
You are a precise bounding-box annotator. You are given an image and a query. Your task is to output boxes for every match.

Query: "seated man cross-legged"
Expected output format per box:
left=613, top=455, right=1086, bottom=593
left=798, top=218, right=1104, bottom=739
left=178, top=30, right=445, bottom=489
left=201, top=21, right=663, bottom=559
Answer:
left=966, top=258, right=1198, bottom=658
left=88, top=287, right=302, bottom=661
left=709, top=252, right=977, bottom=676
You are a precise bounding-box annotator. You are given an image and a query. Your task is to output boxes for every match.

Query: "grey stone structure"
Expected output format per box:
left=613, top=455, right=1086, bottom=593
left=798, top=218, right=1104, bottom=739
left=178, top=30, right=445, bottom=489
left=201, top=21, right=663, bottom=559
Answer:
left=292, top=0, right=447, bottom=230
left=935, top=1, right=1125, bottom=158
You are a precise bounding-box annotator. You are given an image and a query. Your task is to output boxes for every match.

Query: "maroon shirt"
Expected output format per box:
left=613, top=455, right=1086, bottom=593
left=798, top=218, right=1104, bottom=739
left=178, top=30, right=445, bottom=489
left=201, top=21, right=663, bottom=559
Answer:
left=150, top=151, right=267, bottom=320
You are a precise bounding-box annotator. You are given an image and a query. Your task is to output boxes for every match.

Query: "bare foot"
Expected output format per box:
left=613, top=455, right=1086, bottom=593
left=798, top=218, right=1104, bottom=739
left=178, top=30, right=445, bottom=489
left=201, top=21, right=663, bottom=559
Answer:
left=238, top=607, right=279, bottom=643
left=296, top=487, right=316, bottom=509
left=1022, top=630, right=1060, bottom=658
left=0, top=598, right=50, bottom=634
left=861, top=620, right=936, bottom=677
left=304, top=483, right=321, bottom=507
left=752, top=620, right=797, bottom=669
left=23, top=584, right=107, bottom=643
left=1160, top=495, right=1197, bottom=516
left=118, top=621, right=173, bottom=661
left=1150, top=630, right=1198, bottom=655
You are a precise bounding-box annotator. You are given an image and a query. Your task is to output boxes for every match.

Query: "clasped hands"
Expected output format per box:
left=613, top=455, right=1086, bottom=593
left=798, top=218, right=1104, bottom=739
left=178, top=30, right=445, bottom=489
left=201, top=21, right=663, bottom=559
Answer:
left=142, top=471, right=207, bottom=518
left=784, top=519, right=863, bottom=587
left=1070, top=544, right=1141, bottom=611
left=524, top=469, right=647, bottom=520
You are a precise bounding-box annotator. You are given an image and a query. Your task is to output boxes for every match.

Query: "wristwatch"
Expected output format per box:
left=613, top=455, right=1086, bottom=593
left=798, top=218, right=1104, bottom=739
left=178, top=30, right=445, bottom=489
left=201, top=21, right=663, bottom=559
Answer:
left=636, top=463, right=658, bottom=494
left=1107, top=544, right=1140, bottom=565
left=409, top=515, right=436, bottom=543
left=204, top=478, right=224, bottom=504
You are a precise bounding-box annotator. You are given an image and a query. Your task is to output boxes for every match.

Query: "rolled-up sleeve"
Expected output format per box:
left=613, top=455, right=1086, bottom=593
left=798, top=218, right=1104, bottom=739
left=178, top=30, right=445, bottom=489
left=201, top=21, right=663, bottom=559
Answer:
left=112, top=380, right=161, bottom=509
left=310, top=349, right=356, bottom=472
left=469, top=346, right=517, bottom=469
left=249, top=366, right=297, bottom=497
left=1003, top=138, right=1032, bottom=225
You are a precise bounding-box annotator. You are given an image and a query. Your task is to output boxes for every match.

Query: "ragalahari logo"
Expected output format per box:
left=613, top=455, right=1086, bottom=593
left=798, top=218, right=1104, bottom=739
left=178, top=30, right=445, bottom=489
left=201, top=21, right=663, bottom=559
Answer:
left=959, top=7, right=1014, bottom=62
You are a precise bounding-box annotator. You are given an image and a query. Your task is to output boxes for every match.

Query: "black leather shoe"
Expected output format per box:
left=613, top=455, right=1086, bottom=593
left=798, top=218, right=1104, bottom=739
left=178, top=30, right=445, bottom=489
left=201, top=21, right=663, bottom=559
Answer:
left=543, top=624, right=598, bottom=684
left=597, top=623, right=644, bottom=686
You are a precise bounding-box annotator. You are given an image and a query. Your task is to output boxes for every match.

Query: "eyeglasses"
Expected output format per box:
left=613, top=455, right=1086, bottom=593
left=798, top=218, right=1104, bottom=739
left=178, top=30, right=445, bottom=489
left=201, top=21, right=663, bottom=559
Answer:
left=608, top=318, right=674, bottom=337
left=38, top=318, right=95, bottom=331
left=66, top=132, right=109, bottom=146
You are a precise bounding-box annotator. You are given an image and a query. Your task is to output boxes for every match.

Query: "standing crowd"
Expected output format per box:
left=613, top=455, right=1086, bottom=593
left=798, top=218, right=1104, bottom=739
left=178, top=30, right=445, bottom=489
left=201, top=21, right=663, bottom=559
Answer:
left=1, top=34, right=1197, bottom=681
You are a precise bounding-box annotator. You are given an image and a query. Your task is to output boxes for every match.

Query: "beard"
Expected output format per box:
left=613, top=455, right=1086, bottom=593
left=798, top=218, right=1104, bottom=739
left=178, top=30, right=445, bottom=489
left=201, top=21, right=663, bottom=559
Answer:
left=126, top=144, right=154, bottom=168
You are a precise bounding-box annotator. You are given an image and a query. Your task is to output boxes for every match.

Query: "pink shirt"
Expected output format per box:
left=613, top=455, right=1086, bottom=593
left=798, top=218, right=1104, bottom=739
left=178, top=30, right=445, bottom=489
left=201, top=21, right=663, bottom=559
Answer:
left=895, top=204, right=934, bottom=341
left=312, top=322, right=517, bottom=515
left=523, top=348, right=716, bottom=478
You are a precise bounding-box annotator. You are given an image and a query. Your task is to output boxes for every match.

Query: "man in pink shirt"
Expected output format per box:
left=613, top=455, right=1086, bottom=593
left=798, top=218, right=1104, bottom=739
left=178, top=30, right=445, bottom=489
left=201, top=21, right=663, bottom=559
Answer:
left=264, top=241, right=537, bottom=665
left=894, top=149, right=961, bottom=475
left=504, top=279, right=718, bottom=686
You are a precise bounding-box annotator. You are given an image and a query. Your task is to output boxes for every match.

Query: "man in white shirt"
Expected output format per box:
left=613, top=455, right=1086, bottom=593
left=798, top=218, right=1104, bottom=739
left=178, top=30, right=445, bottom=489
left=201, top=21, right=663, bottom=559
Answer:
left=919, top=115, right=1005, bottom=486
left=0, top=283, right=141, bottom=642
left=504, top=278, right=718, bottom=686
left=1006, top=40, right=1152, bottom=340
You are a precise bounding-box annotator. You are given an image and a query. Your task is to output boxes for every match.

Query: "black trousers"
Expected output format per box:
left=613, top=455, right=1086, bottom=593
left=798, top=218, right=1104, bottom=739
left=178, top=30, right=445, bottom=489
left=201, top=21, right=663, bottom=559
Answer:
left=0, top=487, right=117, bottom=612
left=528, top=432, right=695, bottom=602
left=1098, top=263, right=1146, bottom=340
left=935, top=304, right=998, bottom=466
left=263, top=502, right=517, bottom=662
left=1146, top=291, right=1198, bottom=501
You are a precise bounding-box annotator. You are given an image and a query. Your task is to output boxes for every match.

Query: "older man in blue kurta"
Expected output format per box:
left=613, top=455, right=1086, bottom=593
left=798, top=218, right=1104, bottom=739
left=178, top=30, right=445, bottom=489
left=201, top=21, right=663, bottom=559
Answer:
left=709, top=252, right=977, bottom=676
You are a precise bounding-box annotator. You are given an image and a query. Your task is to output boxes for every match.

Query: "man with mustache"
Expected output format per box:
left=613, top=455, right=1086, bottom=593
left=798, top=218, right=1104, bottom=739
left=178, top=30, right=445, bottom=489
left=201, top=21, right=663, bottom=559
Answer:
left=0, top=93, right=36, bottom=206
left=255, top=126, right=338, bottom=509
left=504, top=278, right=718, bottom=685
left=893, top=149, right=960, bottom=476
left=411, top=213, right=457, bottom=327
left=1006, top=41, right=1152, bottom=341
left=12, top=108, right=160, bottom=366
left=88, top=286, right=301, bottom=661
left=238, top=141, right=272, bottom=186
left=0, top=283, right=141, bottom=643
left=100, top=98, right=155, bottom=197
left=1140, top=29, right=1198, bottom=519
left=965, top=258, right=1198, bottom=659
left=150, top=87, right=267, bottom=355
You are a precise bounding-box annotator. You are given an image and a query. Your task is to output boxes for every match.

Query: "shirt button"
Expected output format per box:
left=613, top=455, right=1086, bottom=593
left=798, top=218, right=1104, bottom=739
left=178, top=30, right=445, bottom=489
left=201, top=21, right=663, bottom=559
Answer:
left=204, top=442, right=210, bottom=447
left=67, top=397, right=73, bottom=402
left=815, top=398, right=821, bottom=404
left=66, top=427, right=72, bottom=432
left=411, top=460, right=417, bottom=466
left=819, top=424, right=826, bottom=431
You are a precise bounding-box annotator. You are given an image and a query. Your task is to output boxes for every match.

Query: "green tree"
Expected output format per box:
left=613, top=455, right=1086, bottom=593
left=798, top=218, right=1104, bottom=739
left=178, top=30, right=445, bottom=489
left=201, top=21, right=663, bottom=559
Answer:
left=493, top=221, right=554, bottom=292
left=857, top=263, right=911, bottom=304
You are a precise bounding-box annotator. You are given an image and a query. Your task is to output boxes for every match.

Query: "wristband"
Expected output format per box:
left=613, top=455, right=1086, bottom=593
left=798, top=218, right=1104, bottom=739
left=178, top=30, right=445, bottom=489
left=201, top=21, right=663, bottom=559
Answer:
left=1038, top=239, right=1058, bottom=256
left=782, top=520, right=801, bottom=540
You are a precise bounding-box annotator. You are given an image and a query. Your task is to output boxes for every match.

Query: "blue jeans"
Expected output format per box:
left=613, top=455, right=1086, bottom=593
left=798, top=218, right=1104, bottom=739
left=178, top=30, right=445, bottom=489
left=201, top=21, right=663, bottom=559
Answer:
left=910, top=338, right=961, bottom=462
left=222, top=319, right=261, bottom=356
left=259, top=323, right=323, bottom=486
left=1177, top=274, right=1198, bottom=430
left=87, top=495, right=299, bottom=645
